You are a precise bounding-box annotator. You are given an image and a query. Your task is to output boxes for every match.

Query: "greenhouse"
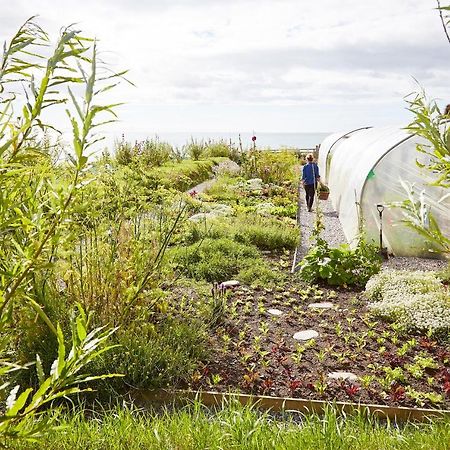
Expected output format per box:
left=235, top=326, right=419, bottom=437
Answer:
left=318, top=125, right=450, bottom=257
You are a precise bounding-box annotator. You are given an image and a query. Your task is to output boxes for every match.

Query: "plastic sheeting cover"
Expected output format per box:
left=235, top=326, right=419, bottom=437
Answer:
left=318, top=126, right=449, bottom=257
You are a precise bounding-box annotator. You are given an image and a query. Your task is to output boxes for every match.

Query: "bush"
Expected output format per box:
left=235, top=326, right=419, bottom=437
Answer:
left=170, top=238, right=259, bottom=282
left=137, top=138, right=174, bottom=166
left=94, top=318, right=207, bottom=391
left=233, top=216, right=298, bottom=251
left=298, top=237, right=381, bottom=287
left=114, top=138, right=174, bottom=167
left=204, top=141, right=231, bottom=158
left=184, top=214, right=298, bottom=251
left=184, top=139, right=206, bottom=160
left=202, top=175, right=242, bottom=202
left=365, top=270, right=450, bottom=334
left=242, top=150, right=298, bottom=184
left=238, top=262, right=284, bottom=286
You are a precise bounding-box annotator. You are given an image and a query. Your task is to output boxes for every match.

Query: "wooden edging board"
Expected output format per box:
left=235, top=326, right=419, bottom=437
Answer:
left=132, top=389, right=450, bottom=422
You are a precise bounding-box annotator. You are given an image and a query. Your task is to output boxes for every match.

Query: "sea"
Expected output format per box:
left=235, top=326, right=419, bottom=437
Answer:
left=111, top=131, right=331, bottom=151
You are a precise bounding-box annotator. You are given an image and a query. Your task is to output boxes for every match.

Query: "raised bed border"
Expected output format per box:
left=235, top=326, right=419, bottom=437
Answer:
left=133, top=389, right=450, bottom=422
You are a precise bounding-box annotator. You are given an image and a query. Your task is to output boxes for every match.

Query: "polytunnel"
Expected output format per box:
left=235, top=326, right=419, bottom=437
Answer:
left=317, top=125, right=450, bottom=257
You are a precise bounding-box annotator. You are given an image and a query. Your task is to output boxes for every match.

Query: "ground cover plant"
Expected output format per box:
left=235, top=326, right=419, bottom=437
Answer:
left=366, top=270, right=450, bottom=334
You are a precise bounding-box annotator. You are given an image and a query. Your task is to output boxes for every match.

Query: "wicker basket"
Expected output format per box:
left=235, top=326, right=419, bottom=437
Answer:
left=318, top=191, right=329, bottom=200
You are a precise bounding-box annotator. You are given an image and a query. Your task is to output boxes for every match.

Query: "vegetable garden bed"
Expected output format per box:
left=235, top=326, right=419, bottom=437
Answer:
left=180, top=277, right=450, bottom=410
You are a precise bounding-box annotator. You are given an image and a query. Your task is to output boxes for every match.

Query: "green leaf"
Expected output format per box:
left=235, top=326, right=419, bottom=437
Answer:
left=6, top=387, right=32, bottom=417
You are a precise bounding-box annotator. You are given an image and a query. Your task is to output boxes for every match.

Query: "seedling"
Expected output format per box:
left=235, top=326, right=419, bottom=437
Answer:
left=316, top=349, right=327, bottom=363
left=259, top=321, right=270, bottom=336
left=210, top=374, right=222, bottom=386
left=312, top=377, right=328, bottom=395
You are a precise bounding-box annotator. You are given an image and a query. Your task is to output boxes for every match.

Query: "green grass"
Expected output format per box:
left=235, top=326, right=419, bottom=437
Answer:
left=8, top=402, right=450, bottom=450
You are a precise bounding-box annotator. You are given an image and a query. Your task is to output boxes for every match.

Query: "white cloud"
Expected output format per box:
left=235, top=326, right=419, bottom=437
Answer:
left=1, top=0, right=449, bottom=139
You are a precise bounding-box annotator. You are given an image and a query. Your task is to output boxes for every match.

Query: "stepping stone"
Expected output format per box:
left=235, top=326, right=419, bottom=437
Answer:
left=328, top=371, right=358, bottom=381
left=267, top=308, right=283, bottom=316
left=293, top=330, right=319, bottom=341
left=219, top=280, right=240, bottom=289
left=308, top=302, right=334, bottom=309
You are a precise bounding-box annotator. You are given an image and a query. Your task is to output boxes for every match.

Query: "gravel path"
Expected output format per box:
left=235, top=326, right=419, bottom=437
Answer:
left=295, top=192, right=346, bottom=261
left=294, top=188, right=447, bottom=272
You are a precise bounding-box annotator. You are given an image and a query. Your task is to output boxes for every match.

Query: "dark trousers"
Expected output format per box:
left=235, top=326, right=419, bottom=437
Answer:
left=304, top=184, right=316, bottom=210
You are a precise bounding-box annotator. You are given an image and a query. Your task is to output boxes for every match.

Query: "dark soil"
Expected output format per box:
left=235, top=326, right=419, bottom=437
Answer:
left=186, top=256, right=450, bottom=410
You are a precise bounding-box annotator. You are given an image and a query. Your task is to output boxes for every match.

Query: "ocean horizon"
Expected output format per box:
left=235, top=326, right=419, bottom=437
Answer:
left=112, top=131, right=332, bottom=151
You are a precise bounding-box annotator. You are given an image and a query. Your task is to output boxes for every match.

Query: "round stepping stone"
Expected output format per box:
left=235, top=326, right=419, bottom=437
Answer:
left=328, top=371, right=358, bottom=381
left=267, top=308, right=283, bottom=316
left=293, top=330, right=319, bottom=341
left=308, top=302, right=334, bottom=309
left=219, top=280, right=240, bottom=289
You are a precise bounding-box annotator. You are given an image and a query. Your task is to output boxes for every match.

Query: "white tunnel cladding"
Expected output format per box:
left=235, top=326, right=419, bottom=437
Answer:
left=317, top=126, right=450, bottom=257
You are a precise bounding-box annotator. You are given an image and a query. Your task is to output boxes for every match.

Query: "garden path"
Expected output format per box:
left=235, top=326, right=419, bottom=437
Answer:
left=293, top=189, right=446, bottom=272
left=295, top=193, right=346, bottom=263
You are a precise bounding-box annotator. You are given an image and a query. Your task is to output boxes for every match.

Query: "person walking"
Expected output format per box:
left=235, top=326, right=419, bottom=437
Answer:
left=302, top=153, right=320, bottom=212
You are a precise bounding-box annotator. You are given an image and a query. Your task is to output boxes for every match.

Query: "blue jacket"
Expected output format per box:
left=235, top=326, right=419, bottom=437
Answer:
left=302, top=162, right=320, bottom=185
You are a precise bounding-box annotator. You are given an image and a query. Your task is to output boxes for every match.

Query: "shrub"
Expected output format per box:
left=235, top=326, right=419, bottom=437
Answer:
left=115, top=140, right=134, bottom=165
left=203, top=175, right=242, bottom=202
left=184, top=139, right=206, bottom=160
left=93, top=318, right=207, bottom=391
left=184, top=214, right=298, bottom=252
left=137, top=138, right=173, bottom=167
left=299, top=237, right=381, bottom=287
left=365, top=270, right=450, bottom=334
left=233, top=216, right=298, bottom=251
left=242, top=150, right=298, bottom=184
left=204, top=141, right=231, bottom=158
left=170, top=238, right=259, bottom=282
left=238, top=262, right=284, bottom=286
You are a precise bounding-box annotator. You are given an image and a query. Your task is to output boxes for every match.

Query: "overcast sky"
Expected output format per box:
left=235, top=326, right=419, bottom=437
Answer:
left=1, top=0, right=449, bottom=142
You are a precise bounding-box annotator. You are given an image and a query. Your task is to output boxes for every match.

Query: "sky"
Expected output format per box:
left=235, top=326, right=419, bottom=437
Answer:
left=1, top=0, right=450, bottom=145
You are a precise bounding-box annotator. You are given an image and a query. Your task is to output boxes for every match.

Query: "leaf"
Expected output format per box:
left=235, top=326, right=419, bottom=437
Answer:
left=6, top=388, right=32, bottom=417
left=35, top=354, right=45, bottom=384
left=5, top=385, right=20, bottom=410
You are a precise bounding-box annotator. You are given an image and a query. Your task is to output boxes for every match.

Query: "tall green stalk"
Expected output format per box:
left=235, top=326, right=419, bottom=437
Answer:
left=0, top=17, right=128, bottom=441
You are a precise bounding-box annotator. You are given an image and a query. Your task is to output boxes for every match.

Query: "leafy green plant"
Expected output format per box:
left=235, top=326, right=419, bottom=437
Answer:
left=184, top=139, right=206, bottom=160
left=241, top=150, right=298, bottom=184
left=395, top=2, right=450, bottom=255
left=93, top=318, right=207, bottom=391
left=1, top=305, right=118, bottom=440
left=237, top=262, right=284, bottom=286
left=392, top=180, right=450, bottom=255
left=203, top=140, right=232, bottom=158
left=185, top=214, right=298, bottom=251
left=299, top=236, right=381, bottom=287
